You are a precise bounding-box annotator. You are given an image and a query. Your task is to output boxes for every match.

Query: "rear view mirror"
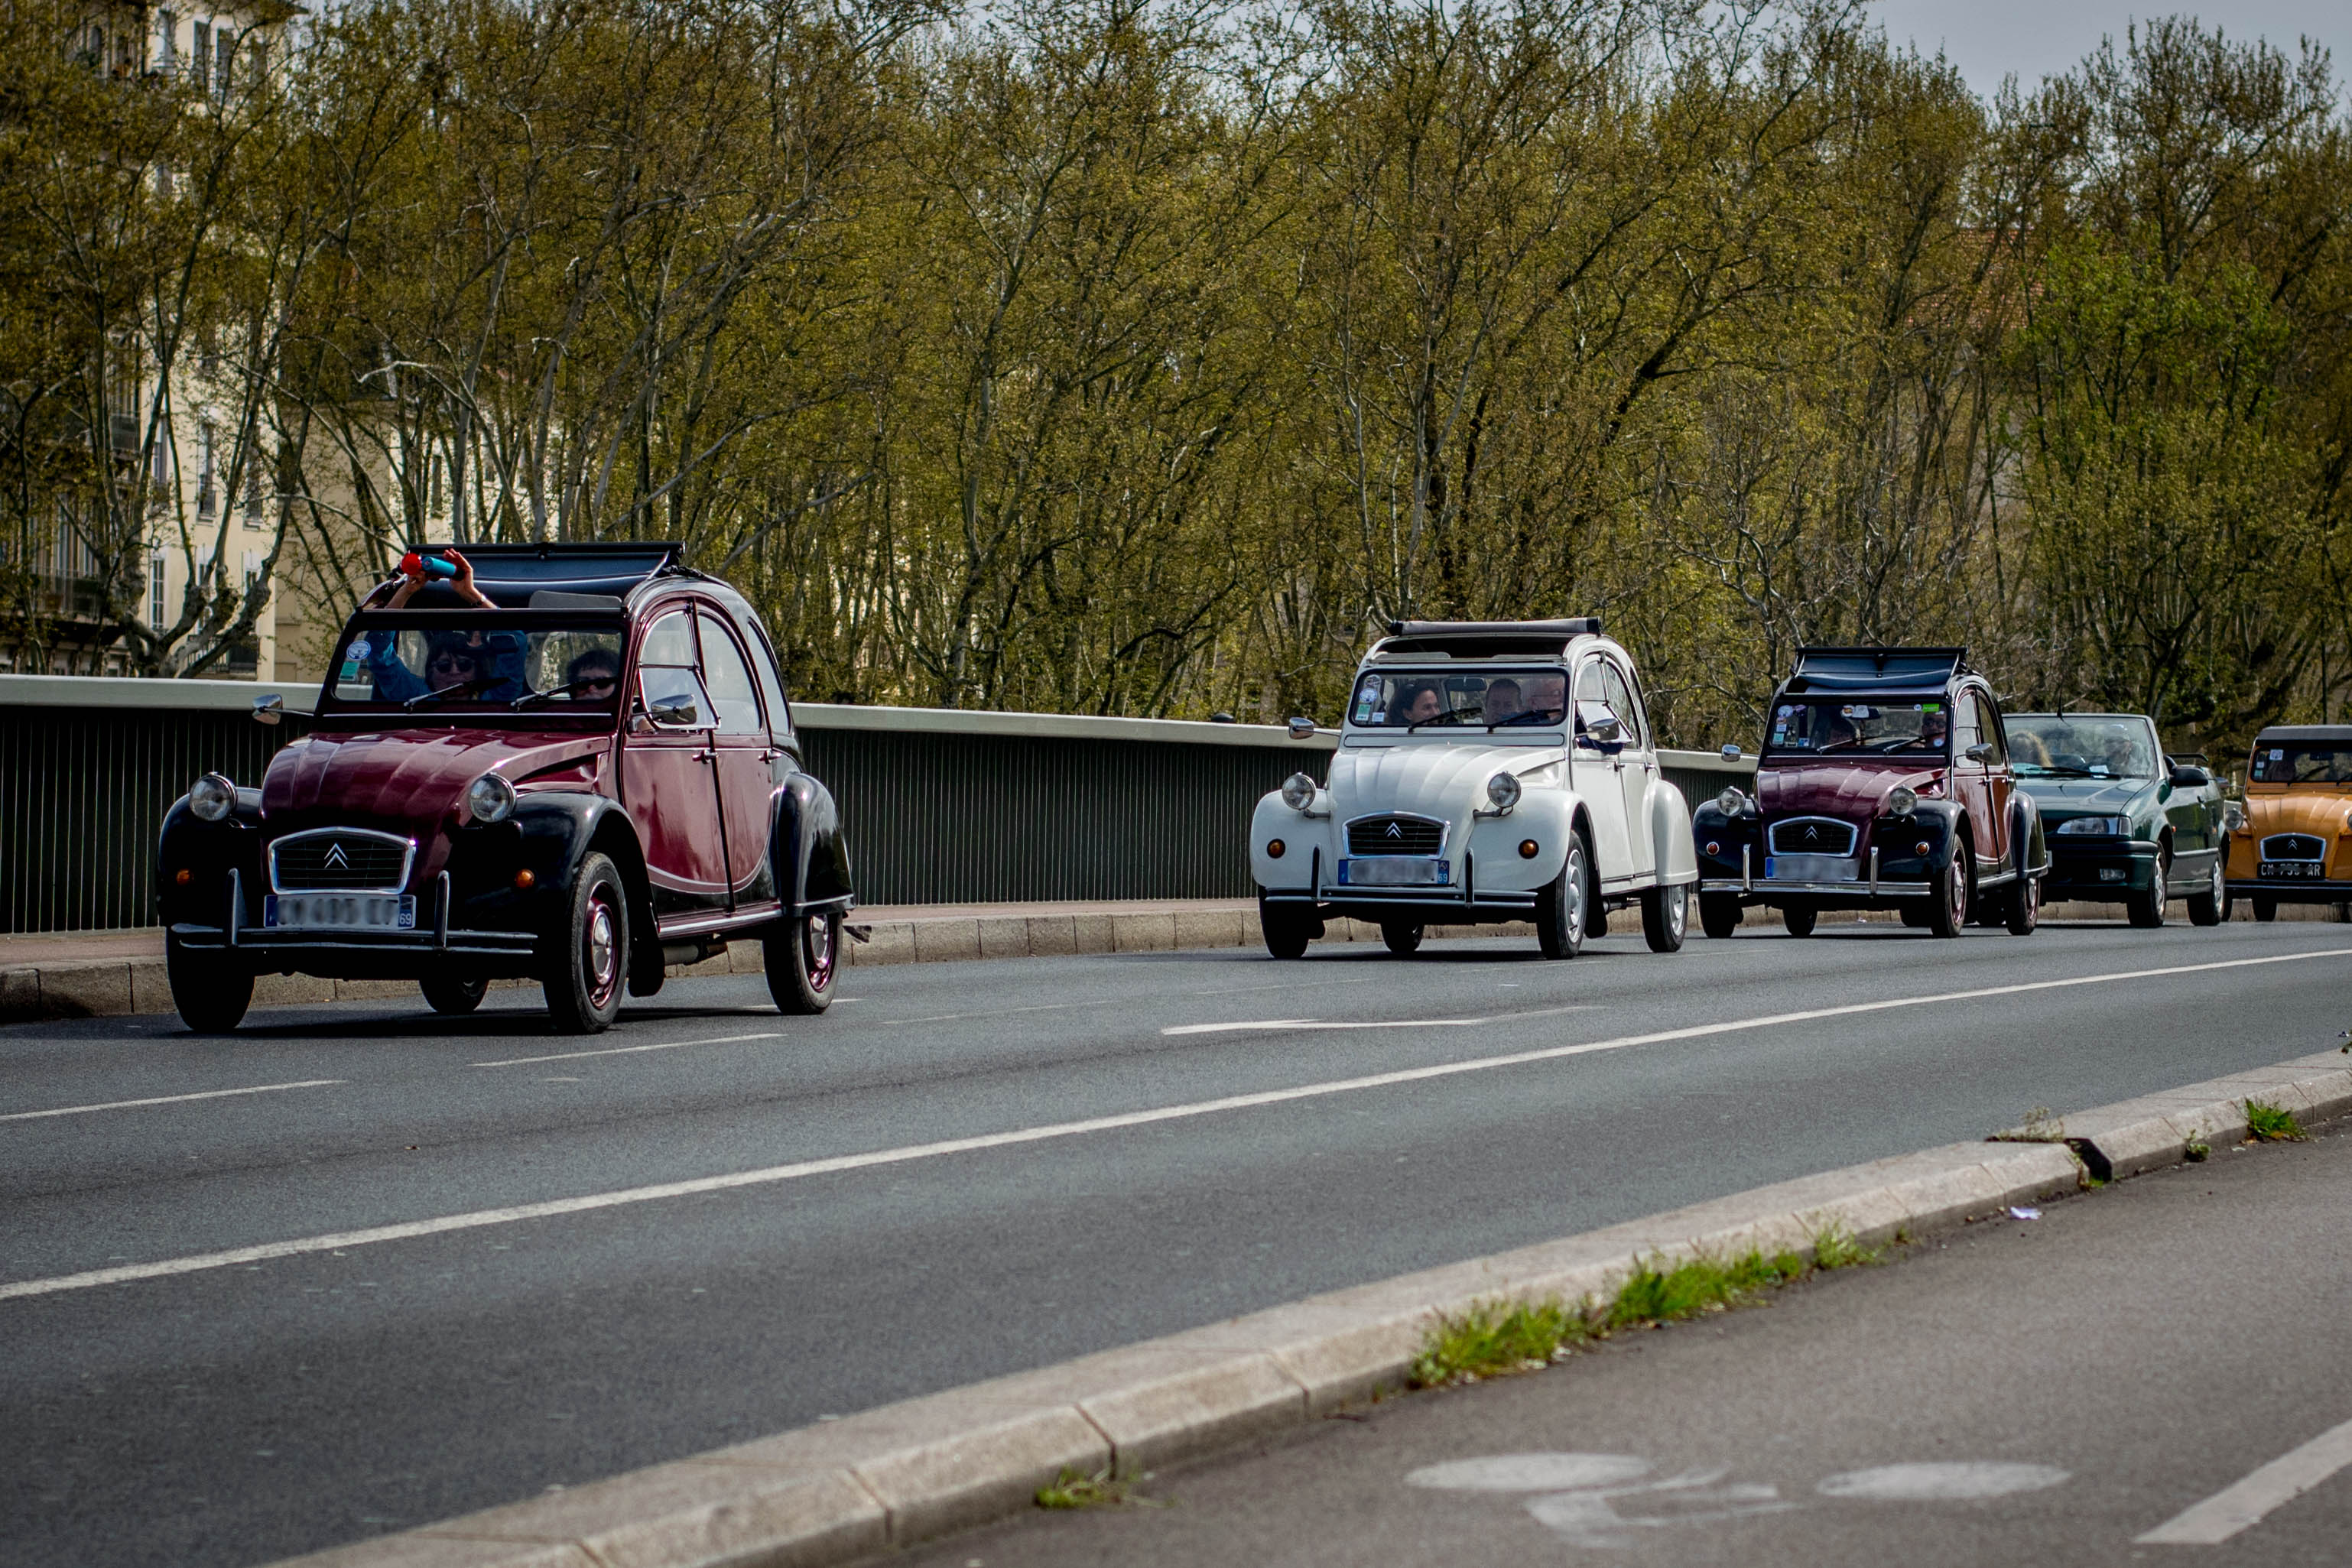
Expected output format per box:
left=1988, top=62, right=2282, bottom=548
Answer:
left=1965, top=742, right=1995, bottom=763
left=648, top=696, right=702, bottom=729
left=1287, top=716, right=1317, bottom=740
left=2170, top=763, right=2210, bottom=787
left=1720, top=742, right=1742, bottom=761
left=252, top=693, right=283, bottom=726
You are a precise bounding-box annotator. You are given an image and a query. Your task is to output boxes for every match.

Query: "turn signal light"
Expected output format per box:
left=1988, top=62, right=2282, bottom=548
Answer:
left=174, top=868, right=192, bottom=886
left=1265, top=839, right=1286, bottom=859
left=1915, top=840, right=1930, bottom=855
left=1704, top=841, right=1720, bottom=856
left=513, top=869, right=536, bottom=890
left=1519, top=839, right=1540, bottom=859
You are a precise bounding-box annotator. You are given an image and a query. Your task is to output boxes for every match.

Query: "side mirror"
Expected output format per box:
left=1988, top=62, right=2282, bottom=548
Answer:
left=648, top=696, right=701, bottom=729
left=2170, top=763, right=2210, bottom=787
left=252, top=692, right=283, bottom=726
left=1720, top=742, right=1742, bottom=762
left=1287, top=716, right=1317, bottom=741
left=1965, top=742, right=1994, bottom=763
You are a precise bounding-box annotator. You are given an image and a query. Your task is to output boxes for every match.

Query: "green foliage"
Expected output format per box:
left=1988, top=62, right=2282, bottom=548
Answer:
left=2243, top=1099, right=2307, bottom=1143
left=5, top=2, right=2348, bottom=738
left=1409, top=1297, right=1588, bottom=1386
left=1035, top=1467, right=1132, bottom=1508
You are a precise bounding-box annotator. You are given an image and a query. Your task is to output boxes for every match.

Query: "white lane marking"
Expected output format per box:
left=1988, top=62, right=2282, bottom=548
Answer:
left=1817, top=1463, right=2068, bottom=1500
left=2135, top=1416, right=2352, bottom=1544
left=1409, top=1454, right=1654, bottom=1491
left=5, top=946, right=2345, bottom=1303
left=471, top=1033, right=782, bottom=1069
left=0, top=1079, right=343, bottom=1124
left=1165, top=1008, right=1597, bottom=1036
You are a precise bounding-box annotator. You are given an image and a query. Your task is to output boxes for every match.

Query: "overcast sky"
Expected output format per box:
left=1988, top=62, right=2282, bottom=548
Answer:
left=1866, top=2, right=2347, bottom=98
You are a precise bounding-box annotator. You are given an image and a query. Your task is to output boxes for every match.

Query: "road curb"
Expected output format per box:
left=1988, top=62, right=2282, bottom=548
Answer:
left=1996, top=1050, right=2352, bottom=1180
left=265, top=1125, right=2141, bottom=1565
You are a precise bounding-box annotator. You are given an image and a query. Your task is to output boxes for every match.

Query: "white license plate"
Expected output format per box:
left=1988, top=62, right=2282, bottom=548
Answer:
left=2259, top=862, right=2324, bottom=880
left=1765, top=854, right=1858, bottom=883
left=265, top=894, right=417, bottom=930
left=1339, top=857, right=1450, bottom=887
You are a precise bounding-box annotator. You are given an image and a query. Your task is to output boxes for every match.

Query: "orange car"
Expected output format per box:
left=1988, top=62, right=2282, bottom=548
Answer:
left=2226, top=724, right=2352, bottom=919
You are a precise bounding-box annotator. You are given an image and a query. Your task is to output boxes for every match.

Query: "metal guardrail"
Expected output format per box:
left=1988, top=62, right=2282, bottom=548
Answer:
left=0, top=675, right=1751, bottom=933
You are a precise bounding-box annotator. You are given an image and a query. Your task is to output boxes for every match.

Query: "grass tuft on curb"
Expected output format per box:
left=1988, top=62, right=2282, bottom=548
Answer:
left=1409, top=1226, right=1880, bottom=1389
left=2244, top=1099, right=2307, bottom=1142
left=1036, top=1468, right=1133, bottom=1509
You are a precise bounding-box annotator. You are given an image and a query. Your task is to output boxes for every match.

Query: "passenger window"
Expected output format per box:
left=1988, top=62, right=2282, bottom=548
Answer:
left=640, top=667, right=711, bottom=729
left=1973, top=695, right=2007, bottom=762
left=1603, top=664, right=1645, bottom=748
left=736, top=613, right=791, bottom=735
left=639, top=609, right=694, bottom=667
left=698, top=612, right=765, bottom=735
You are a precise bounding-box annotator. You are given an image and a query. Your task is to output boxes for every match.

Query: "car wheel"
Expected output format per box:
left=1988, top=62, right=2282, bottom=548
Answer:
left=1260, top=894, right=1315, bottom=959
left=1781, top=904, right=1817, bottom=937
left=2252, top=894, right=2277, bottom=922
left=1698, top=893, right=1741, bottom=940
left=1927, top=846, right=1970, bottom=938
left=1381, top=923, right=1425, bottom=956
left=544, top=852, right=629, bottom=1034
left=421, top=972, right=488, bottom=1015
left=2185, top=856, right=2225, bottom=927
left=1641, top=881, right=1688, bottom=953
left=2006, top=870, right=2041, bottom=936
left=2126, top=846, right=2169, bottom=928
left=765, top=911, right=839, bottom=1014
left=1536, top=833, right=1592, bottom=959
left=166, top=931, right=252, bottom=1032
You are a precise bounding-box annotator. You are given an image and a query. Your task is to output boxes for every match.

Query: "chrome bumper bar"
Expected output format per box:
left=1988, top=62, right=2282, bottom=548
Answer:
left=1700, top=879, right=1933, bottom=898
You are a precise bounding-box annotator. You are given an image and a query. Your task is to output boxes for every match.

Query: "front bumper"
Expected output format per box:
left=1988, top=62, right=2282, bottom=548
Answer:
left=170, top=918, right=541, bottom=976
left=1261, top=886, right=1543, bottom=926
left=2227, top=876, right=2352, bottom=903
left=1697, top=878, right=1934, bottom=903
left=2042, top=839, right=2159, bottom=900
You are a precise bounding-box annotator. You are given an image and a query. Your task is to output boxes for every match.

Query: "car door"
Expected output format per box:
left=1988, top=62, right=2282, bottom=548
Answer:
left=1603, top=659, right=1656, bottom=881
left=697, top=608, right=780, bottom=911
left=1969, top=688, right=2012, bottom=871
left=1571, top=654, right=1633, bottom=877
left=619, top=606, right=732, bottom=922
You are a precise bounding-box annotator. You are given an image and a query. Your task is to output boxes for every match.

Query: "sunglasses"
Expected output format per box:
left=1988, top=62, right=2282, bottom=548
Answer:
left=428, top=655, right=480, bottom=675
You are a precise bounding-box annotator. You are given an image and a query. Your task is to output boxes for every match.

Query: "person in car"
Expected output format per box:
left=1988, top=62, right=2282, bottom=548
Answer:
left=1398, top=682, right=1447, bottom=726
left=360, top=548, right=526, bottom=703
left=563, top=647, right=622, bottom=702
left=1483, top=678, right=1525, bottom=726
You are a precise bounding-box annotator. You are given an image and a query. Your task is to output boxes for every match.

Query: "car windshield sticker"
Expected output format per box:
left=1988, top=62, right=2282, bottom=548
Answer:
left=339, top=638, right=368, bottom=683
left=2271, top=748, right=2285, bottom=759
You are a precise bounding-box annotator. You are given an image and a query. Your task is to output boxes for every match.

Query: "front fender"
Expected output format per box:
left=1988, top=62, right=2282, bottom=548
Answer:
left=155, top=790, right=266, bottom=928
left=1466, top=789, right=1579, bottom=891
left=447, top=791, right=640, bottom=938
left=1251, top=790, right=1331, bottom=890
left=774, top=773, right=855, bottom=914
left=1645, top=778, right=1697, bottom=885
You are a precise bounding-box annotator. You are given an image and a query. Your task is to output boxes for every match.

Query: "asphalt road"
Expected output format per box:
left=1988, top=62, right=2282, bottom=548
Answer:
left=914, top=1111, right=2352, bottom=1568
left=3, top=916, right=2349, bottom=1567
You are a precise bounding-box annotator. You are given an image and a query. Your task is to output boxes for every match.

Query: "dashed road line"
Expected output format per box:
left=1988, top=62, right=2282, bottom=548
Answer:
left=2136, top=1415, right=2352, bottom=1544
left=0, top=1079, right=344, bottom=1123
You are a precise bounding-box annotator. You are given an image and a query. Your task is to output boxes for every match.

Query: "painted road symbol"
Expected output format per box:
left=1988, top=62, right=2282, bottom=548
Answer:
left=1408, top=1451, right=2069, bottom=1549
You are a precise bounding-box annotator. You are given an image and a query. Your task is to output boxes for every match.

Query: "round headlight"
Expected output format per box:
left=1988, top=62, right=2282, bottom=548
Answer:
left=1716, top=787, right=1746, bottom=816
left=1887, top=785, right=1918, bottom=816
left=466, top=771, right=517, bottom=825
left=1280, top=772, right=1318, bottom=812
left=1486, top=771, right=1522, bottom=811
left=187, top=772, right=236, bottom=823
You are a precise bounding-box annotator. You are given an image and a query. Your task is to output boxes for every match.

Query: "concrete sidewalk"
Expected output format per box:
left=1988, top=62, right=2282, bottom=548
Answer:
left=904, top=1097, right=2352, bottom=1568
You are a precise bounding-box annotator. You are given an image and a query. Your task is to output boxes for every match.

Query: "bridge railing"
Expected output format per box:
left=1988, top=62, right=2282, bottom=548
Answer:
left=0, top=675, right=1753, bottom=933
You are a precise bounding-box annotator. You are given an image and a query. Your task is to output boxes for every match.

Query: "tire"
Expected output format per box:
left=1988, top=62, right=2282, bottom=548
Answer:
left=1260, top=894, right=1315, bottom=959
left=2185, top=855, right=2225, bottom=927
left=1926, top=846, right=1970, bottom=938
left=1782, top=904, right=1817, bottom=937
left=2253, top=894, right=2277, bottom=922
left=1536, top=833, right=1593, bottom=959
left=421, top=972, right=488, bottom=1015
left=2006, top=870, right=2041, bottom=936
left=166, top=931, right=252, bottom=1032
left=2126, top=846, right=2169, bottom=928
left=543, top=851, right=629, bottom=1034
left=1641, top=881, right=1688, bottom=953
left=1699, top=892, right=1741, bottom=940
left=1381, top=923, right=1425, bottom=956
left=765, top=911, right=839, bottom=1014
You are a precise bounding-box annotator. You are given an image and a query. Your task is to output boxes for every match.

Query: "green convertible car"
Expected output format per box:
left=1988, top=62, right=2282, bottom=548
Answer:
left=2006, top=713, right=2230, bottom=927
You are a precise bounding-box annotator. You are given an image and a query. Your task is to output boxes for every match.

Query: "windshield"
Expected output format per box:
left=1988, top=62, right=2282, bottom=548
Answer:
left=2008, top=716, right=2158, bottom=779
left=1348, top=667, right=1568, bottom=731
left=325, top=614, right=626, bottom=713
left=2251, top=743, right=2352, bottom=784
left=1767, top=698, right=1949, bottom=755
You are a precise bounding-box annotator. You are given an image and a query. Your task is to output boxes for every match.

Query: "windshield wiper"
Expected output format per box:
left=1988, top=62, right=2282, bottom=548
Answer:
left=511, top=679, right=608, bottom=711
left=1405, top=708, right=1479, bottom=732
left=402, top=678, right=494, bottom=711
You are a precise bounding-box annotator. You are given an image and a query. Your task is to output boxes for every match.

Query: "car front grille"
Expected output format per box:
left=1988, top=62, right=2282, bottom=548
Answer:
left=268, top=829, right=415, bottom=892
left=1768, top=817, right=1858, bottom=856
left=2261, top=833, right=2326, bottom=862
left=1347, top=814, right=1445, bottom=857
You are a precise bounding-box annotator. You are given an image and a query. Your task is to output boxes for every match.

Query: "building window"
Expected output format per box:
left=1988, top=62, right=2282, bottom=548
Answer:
left=149, top=554, right=167, bottom=625
left=197, top=427, right=216, bottom=517
left=192, top=20, right=209, bottom=93
left=244, top=451, right=265, bottom=518
left=215, top=28, right=233, bottom=99
left=157, top=10, right=176, bottom=69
